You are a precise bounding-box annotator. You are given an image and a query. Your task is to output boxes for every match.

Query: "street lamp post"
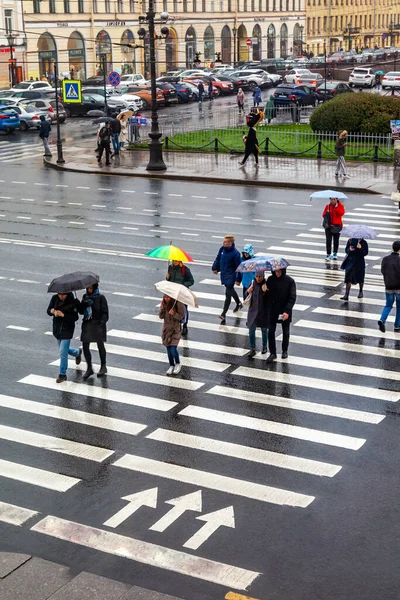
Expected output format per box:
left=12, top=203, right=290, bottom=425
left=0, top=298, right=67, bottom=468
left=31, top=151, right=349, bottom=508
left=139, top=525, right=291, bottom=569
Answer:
left=100, top=53, right=108, bottom=114
left=324, top=38, right=327, bottom=94
left=233, top=26, right=237, bottom=67
left=53, top=61, right=65, bottom=164
left=7, top=33, right=16, bottom=88
left=138, top=4, right=169, bottom=171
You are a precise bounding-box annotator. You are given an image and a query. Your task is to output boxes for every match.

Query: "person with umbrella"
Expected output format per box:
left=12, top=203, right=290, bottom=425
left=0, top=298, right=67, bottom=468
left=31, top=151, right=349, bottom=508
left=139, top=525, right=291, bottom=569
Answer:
left=212, top=235, right=242, bottom=325
left=245, top=271, right=269, bottom=358
left=378, top=240, right=400, bottom=333
left=322, top=196, right=346, bottom=261
left=166, top=260, right=194, bottom=336
left=158, top=294, right=185, bottom=376
left=79, top=283, right=109, bottom=379
left=265, top=261, right=296, bottom=364
left=340, top=238, right=369, bottom=301
left=47, top=292, right=81, bottom=383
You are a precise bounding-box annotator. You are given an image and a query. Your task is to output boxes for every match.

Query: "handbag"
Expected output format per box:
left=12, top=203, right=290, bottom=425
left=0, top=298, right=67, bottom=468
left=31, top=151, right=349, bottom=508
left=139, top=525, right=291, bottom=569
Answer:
left=322, top=211, right=331, bottom=229
left=330, top=224, right=342, bottom=234
left=243, top=292, right=252, bottom=307
left=391, top=191, right=400, bottom=205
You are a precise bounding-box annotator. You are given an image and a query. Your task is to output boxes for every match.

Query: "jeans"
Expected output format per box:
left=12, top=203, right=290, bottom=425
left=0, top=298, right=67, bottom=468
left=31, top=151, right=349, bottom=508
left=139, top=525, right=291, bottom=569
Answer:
left=380, top=292, right=400, bottom=327
left=83, top=341, right=106, bottom=367
left=325, top=228, right=341, bottom=255
left=222, top=284, right=240, bottom=316
left=336, top=155, right=347, bottom=175
left=57, top=339, right=80, bottom=375
left=166, top=345, right=180, bottom=366
left=42, top=137, right=51, bottom=155
left=112, top=133, right=120, bottom=155
left=249, top=324, right=268, bottom=349
left=268, top=319, right=290, bottom=354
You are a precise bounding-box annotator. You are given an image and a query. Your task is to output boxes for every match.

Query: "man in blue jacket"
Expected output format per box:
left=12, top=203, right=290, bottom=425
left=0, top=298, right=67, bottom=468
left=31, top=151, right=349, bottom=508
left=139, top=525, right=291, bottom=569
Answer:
left=212, top=235, right=242, bottom=325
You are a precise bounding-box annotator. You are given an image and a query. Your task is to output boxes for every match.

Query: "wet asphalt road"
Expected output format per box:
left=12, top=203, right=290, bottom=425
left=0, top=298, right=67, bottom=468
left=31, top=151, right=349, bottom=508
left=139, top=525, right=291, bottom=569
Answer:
left=0, top=163, right=399, bottom=600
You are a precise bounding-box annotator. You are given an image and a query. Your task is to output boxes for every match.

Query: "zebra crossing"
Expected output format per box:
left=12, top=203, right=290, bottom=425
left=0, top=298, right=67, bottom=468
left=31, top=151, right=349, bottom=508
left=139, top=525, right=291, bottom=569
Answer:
left=0, top=195, right=399, bottom=591
left=0, top=140, right=44, bottom=163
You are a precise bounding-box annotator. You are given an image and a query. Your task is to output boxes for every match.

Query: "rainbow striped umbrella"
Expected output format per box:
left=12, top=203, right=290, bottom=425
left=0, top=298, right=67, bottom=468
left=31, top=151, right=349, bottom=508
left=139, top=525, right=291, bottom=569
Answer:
left=146, top=244, right=194, bottom=262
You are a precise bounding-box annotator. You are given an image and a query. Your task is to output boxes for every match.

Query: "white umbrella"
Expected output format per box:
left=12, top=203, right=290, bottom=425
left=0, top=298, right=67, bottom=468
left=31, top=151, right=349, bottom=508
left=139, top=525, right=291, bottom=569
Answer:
left=155, top=281, right=199, bottom=308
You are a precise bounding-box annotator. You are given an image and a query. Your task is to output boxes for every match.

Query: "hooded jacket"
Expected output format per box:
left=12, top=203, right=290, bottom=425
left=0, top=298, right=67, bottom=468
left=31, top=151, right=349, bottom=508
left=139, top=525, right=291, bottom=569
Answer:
left=237, top=88, right=245, bottom=105
left=322, top=200, right=345, bottom=226
left=39, top=116, right=51, bottom=139
left=265, top=270, right=297, bottom=324
left=381, top=252, right=400, bottom=291
left=47, top=293, right=79, bottom=340
left=238, top=244, right=256, bottom=289
left=212, top=243, right=241, bottom=286
left=167, top=263, right=194, bottom=288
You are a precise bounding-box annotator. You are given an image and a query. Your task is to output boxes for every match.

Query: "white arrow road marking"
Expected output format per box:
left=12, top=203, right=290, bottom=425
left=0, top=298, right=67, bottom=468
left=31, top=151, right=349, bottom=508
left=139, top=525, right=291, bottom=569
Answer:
left=149, top=490, right=202, bottom=533
left=183, top=506, right=235, bottom=550
left=103, top=487, right=158, bottom=529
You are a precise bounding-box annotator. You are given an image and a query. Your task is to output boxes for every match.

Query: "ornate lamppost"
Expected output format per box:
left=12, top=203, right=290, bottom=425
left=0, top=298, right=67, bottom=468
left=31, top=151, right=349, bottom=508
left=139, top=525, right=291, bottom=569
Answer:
left=7, top=33, right=16, bottom=87
left=138, top=6, right=169, bottom=171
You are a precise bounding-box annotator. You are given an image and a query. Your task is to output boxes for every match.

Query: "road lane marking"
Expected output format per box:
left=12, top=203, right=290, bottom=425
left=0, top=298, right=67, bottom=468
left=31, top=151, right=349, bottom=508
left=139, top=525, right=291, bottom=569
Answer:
left=17, top=216, right=31, bottom=220
left=0, top=501, right=38, bottom=526
left=196, top=213, right=211, bottom=217
left=7, top=325, right=32, bottom=331
left=295, top=318, right=400, bottom=343
left=0, top=459, right=79, bottom=492
left=95, top=224, right=111, bottom=228
left=168, top=211, right=184, bottom=214
left=114, top=454, right=314, bottom=507
left=31, top=516, right=260, bottom=589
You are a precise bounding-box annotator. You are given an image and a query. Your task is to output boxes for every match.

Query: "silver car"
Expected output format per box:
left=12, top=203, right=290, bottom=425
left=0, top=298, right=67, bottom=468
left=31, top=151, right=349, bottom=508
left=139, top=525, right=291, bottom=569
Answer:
left=8, top=104, right=51, bottom=131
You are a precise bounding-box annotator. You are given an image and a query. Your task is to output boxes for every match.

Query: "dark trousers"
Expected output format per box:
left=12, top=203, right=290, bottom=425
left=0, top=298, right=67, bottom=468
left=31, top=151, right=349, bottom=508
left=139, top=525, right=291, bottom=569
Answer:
left=222, top=284, right=240, bottom=316
left=325, top=228, right=341, bottom=255
left=98, top=143, right=110, bottom=165
left=268, top=319, right=290, bottom=354
left=242, top=149, right=258, bottom=164
left=83, top=341, right=106, bottom=366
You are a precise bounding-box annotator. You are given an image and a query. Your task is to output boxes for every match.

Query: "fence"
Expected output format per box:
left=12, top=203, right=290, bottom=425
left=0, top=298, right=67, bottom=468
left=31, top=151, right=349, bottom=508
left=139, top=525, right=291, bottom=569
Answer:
left=163, top=127, right=393, bottom=162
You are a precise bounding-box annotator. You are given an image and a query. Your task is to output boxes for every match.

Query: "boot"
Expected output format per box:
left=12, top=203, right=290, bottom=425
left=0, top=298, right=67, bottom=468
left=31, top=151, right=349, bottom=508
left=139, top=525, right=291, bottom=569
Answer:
left=83, top=366, right=94, bottom=380
left=97, top=364, right=107, bottom=377
left=182, top=324, right=188, bottom=336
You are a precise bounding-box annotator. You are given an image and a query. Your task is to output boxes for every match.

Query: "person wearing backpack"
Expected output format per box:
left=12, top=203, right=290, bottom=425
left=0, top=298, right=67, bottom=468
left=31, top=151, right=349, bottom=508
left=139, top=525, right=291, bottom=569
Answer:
left=166, top=260, right=194, bottom=335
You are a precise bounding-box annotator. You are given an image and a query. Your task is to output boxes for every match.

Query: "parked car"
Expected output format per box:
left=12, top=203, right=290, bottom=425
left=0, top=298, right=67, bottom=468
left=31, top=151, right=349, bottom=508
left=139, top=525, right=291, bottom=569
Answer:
left=119, top=85, right=163, bottom=109
left=118, top=73, right=146, bottom=86
left=179, top=69, right=207, bottom=78
left=83, top=86, right=142, bottom=111
left=156, top=81, right=179, bottom=105
left=381, top=71, right=400, bottom=89
left=11, top=80, right=53, bottom=91
left=24, top=98, right=67, bottom=123
left=157, top=75, right=181, bottom=83
left=348, top=67, right=375, bottom=87
left=63, top=93, right=107, bottom=117
left=0, top=106, right=20, bottom=133
left=273, top=84, right=318, bottom=106
left=230, top=69, right=272, bottom=90
left=0, top=89, right=57, bottom=101
left=284, top=69, right=312, bottom=84
left=296, top=73, right=324, bottom=89
left=181, top=80, right=211, bottom=100
left=183, top=77, right=220, bottom=96
left=315, top=81, right=354, bottom=101
left=171, top=82, right=193, bottom=103
left=326, top=53, right=347, bottom=63
left=5, top=104, right=51, bottom=131
left=206, top=76, right=235, bottom=94
left=82, top=76, right=105, bottom=86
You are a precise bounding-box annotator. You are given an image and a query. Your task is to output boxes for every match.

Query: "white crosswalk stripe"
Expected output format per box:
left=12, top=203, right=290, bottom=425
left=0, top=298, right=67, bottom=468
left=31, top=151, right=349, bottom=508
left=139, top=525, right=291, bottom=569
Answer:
left=0, top=142, right=44, bottom=163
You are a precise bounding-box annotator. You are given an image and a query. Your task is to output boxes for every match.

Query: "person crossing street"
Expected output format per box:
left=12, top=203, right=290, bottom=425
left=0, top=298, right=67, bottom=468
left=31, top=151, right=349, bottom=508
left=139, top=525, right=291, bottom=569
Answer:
left=212, top=235, right=242, bottom=325
left=265, top=268, right=297, bottom=363
left=322, top=197, right=345, bottom=261
left=39, top=115, right=52, bottom=157
left=378, top=240, right=400, bottom=332
left=166, top=260, right=194, bottom=336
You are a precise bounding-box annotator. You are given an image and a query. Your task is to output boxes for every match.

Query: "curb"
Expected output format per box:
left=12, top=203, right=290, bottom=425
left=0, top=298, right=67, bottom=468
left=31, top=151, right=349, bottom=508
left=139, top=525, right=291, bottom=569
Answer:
left=43, top=158, right=386, bottom=194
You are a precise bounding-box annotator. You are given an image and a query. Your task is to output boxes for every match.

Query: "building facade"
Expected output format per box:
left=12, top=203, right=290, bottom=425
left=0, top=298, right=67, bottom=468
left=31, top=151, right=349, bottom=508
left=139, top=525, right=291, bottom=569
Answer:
left=20, top=0, right=305, bottom=81
left=0, top=0, right=26, bottom=87
left=306, top=0, right=400, bottom=55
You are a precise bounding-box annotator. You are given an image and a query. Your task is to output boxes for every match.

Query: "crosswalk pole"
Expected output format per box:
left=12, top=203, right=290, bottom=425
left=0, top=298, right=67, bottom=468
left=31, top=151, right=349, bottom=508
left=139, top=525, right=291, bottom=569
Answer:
left=53, top=61, right=65, bottom=165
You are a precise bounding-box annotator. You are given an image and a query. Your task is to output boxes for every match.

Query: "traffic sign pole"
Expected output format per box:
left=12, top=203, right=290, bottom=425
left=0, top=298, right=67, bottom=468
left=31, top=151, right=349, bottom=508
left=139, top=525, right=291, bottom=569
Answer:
left=101, top=54, right=108, bottom=114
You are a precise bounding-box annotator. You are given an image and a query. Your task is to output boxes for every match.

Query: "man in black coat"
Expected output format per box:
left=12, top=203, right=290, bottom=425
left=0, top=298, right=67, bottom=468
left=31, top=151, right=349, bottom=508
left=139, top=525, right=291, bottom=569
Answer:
left=239, top=126, right=259, bottom=167
left=111, top=118, right=122, bottom=156
left=39, top=115, right=52, bottom=157
left=265, top=268, right=296, bottom=363
left=47, top=292, right=82, bottom=383
left=378, top=240, right=400, bottom=333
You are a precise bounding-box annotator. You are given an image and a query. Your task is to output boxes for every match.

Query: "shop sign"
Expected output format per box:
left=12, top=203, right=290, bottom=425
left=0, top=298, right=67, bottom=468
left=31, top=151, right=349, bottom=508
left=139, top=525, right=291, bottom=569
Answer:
left=69, top=48, right=85, bottom=57
left=38, top=50, right=57, bottom=59
left=106, top=21, right=126, bottom=26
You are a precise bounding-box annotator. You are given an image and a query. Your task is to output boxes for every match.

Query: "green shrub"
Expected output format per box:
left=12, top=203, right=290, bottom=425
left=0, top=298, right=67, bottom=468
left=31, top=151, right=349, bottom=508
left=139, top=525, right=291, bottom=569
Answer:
left=310, top=93, right=400, bottom=134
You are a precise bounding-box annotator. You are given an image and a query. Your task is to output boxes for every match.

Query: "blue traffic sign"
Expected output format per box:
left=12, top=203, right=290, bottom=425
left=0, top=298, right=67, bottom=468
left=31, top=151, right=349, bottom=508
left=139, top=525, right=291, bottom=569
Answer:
left=108, top=71, right=121, bottom=86
left=62, top=80, right=82, bottom=103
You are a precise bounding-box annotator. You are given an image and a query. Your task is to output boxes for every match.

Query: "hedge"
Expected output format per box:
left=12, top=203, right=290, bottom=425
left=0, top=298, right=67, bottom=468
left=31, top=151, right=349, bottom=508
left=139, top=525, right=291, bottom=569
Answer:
left=309, top=93, right=400, bottom=134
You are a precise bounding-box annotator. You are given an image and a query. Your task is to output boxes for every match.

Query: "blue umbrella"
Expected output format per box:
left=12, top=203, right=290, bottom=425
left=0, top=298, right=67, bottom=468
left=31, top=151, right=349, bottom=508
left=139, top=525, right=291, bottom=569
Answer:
left=341, top=224, right=377, bottom=239
left=309, top=190, right=349, bottom=201
left=236, top=256, right=290, bottom=273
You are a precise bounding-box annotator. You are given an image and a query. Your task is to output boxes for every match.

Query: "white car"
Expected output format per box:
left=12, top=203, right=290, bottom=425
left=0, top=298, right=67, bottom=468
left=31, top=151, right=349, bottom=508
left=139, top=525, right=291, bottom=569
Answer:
left=265, top=72, right=283, bottom=86
left=381, top=71, right=400, bottom=89
left=284, top=69, right=312, bottom=84
left=179, top=69, right=207, bottom=78
left=348, top=67, right=375, bottom=87
left=118, top=73, right=146, bottom=86
left=232, top=69, right=272, bottom=89
left=11, top=81, right=53, bottom=91
left=119, top=94, right=144, bottom=111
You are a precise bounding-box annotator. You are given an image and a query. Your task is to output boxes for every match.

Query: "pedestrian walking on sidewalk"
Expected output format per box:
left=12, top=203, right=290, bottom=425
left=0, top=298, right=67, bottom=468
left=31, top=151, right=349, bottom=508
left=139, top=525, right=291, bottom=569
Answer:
left=237, top=87, right=245, bottom=114
left=79, top=283, right=109, bottom=379
left=212, top=235, right=242, bottom=325
left=39, top=115, right=52, bottom=157
left=110, top=117, right=121, bottom=156
left=335, top=130, right=349, bottom=178
left=198, top=81, right=204, bottom=105
left=166, top=260, right=194, bottom=336
left=340, top=238, right=369, bottom=301
left=97, top=121, right=112, bottom=166
left=245, top=272, right=269, bottom=358
left=236, top=244, right=256, bottom=299
left=47, top=292, right=81, bottom=383
left=239, top=126, right=259, bottom=167
left=265, top=96, right=276, bottom=124
left=159, top=295, right=184, bottom=375
left=322, top=197, right=345, bottom=261
left=208, top=80, right=214, bottom=102
left=265, top=268, right=296, bottom=363
left=378, top=240, right=400, bottom=332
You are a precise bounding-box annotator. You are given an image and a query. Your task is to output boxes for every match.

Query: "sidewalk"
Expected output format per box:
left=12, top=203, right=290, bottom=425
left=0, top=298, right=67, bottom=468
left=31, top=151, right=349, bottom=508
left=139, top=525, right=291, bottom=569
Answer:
left=45, top=143, right=397, bottom=195
left=0, top=552, right=186, bottom=600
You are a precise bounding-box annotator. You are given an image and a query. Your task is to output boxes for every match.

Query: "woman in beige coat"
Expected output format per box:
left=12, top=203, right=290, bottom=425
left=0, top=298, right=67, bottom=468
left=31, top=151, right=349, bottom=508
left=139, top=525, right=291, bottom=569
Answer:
left=159, top=295, right=185, bottom=375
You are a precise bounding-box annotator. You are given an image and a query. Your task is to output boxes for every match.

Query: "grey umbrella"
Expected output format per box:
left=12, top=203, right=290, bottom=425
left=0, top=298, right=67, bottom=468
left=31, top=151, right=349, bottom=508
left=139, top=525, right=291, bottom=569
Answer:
left=91, top=116, right=115, bottom=124
left=47, top=271, right=100, bottom=293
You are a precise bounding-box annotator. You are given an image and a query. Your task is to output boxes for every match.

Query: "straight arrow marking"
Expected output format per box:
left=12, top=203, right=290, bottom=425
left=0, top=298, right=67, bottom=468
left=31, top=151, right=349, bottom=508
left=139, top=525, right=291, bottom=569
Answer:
left=103, top=487, right=158, bottom=529
left=149, top=490, right=202, bottom=533
left=183, top=506, right=235, bottom=550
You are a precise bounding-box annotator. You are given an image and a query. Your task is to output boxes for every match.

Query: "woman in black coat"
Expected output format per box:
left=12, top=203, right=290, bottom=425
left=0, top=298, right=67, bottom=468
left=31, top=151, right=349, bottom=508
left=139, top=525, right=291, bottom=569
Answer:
left=265, top=268, right=296, bottom=363
left=239, top=126, right=259, bottom=167
left=246, top=272, right=269, bottom=357
left=79, top=283, right=109, bottom=379
left=47, top=292, right=81, bottom=383
left=340, top=238, right=369, bottom=301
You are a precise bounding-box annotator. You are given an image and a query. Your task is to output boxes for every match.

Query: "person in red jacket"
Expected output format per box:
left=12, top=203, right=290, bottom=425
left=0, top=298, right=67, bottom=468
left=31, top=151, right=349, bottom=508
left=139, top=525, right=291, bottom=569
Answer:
left=322, top=197, right=346, bottom=261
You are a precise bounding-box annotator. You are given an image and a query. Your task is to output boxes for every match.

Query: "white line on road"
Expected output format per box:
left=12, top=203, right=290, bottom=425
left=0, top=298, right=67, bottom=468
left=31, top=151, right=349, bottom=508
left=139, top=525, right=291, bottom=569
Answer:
left=76, top=186, right=90, bottom=190
left=95, top=224, right=111, bottom=228
left=6, top=325, right=32, bottom=331
left=196, top=214, right=211, bottom=217
left=92, top=204, right=106, bottom=207
left=0, top=459, right=79, bottom=492
left=17, top=216, right=31, bottom=220
left=0, top=501, right=38, bottom=526
left=168, top=211, right=184, bottom=214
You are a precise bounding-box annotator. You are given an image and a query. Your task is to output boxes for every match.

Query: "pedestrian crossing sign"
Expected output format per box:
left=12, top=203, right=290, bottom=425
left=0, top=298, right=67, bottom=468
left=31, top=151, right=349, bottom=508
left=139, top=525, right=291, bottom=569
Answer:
left=62, top=79, right=82, bottom=104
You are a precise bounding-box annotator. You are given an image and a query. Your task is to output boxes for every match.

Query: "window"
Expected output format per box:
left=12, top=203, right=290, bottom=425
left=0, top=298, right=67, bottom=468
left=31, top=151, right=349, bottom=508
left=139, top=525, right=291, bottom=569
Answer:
left=130, top=0, right=135, bottom=9
left=244, top=0, right=247, bottom=9
left=193, top=0, right=197, bottom=9
left=64, top=0, right=70, bottom=11
left=33, top=0, right=40, bottom=12
left=307, top=17, right=310, bottom=33
left=369, top=14, right=372, bottom=27
left=340, top=15, right=343, bottom=29
left=78, top=0, right=84, bottom=10
left=105, top=0, right=111, bottom=10
left=280, top=0, right=282, bottom=8
left=4, top=8, right=13, bottom=33
left=93, top=0, right=98, bottom=11
left=252, top=0, right=255, bottom=9
left=259, top=0, right=262, bottom=9
left=317, top=16, right=320, bottom=32
left=323, top=15, right=327, bottom=30
left=202, top=0, right=205, bottom=8
left=335, top=15, right=338, bottom=30
left=174, top=0, right=178, bottom=9
left=117, top=0, right=123, bottom=10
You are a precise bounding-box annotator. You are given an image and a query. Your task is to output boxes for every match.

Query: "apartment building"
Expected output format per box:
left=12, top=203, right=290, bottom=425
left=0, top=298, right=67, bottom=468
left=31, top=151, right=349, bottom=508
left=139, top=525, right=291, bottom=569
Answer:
left=0, top=0, right=26, bottom=87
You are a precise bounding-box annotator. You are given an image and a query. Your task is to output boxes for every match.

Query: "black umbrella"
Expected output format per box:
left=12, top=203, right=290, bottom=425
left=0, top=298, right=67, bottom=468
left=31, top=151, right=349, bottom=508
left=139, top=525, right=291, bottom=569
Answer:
left=91, top=116, right=115, bottom=124
left=87, top=110, right=107, bottom=118
left=47, top=271, right=100, bottom=293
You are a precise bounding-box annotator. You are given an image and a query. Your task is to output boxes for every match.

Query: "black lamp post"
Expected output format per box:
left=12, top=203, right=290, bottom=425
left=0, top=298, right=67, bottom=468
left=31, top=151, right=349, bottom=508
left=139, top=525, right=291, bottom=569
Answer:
left=138, top=5, right=169, bottom=171
left=53, top=61, right=65, bottom=164
left=7, top=33, right=16, bottom=87
left=233, top=26, right=237, bottom=67
left=324, top=37, right=327, bottom=94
